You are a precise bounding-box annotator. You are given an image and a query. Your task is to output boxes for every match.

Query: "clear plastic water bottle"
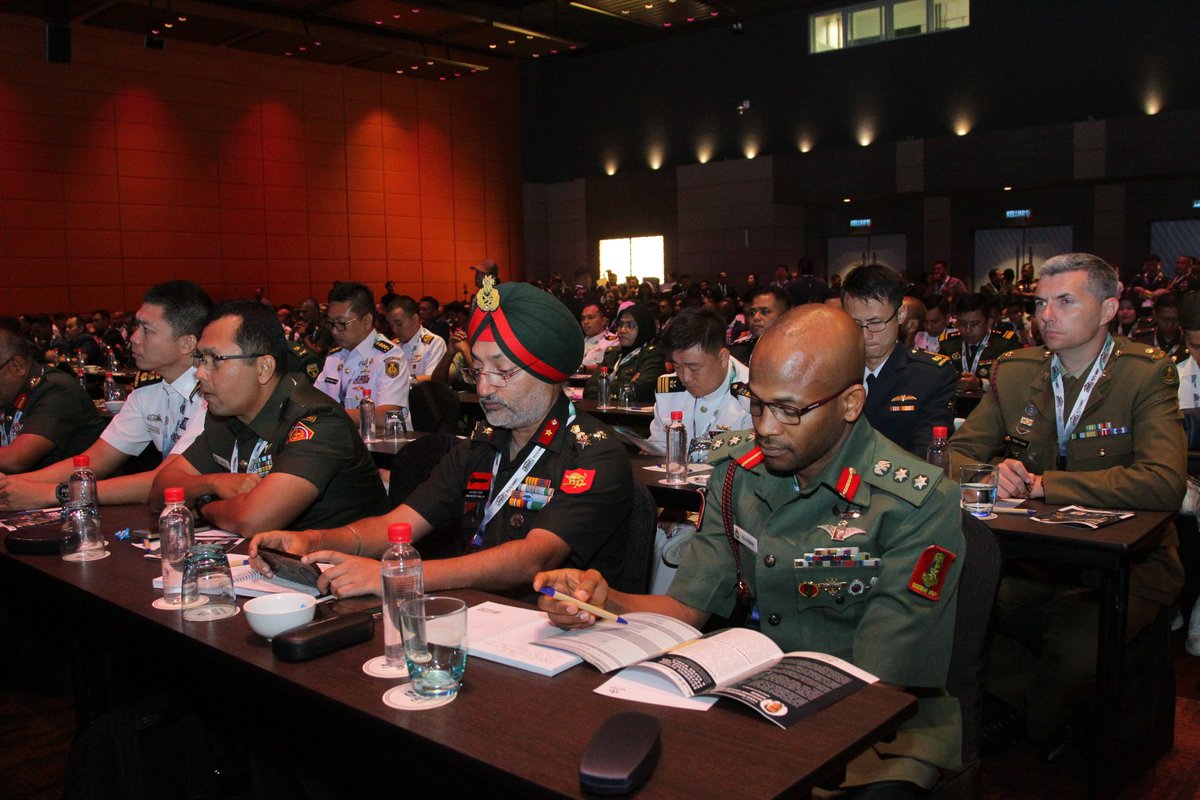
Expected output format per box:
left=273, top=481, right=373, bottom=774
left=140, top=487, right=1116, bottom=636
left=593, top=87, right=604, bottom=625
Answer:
left=926, top=425, right=951, bottom=478
left=106, top=348, right=119, bottom=372
left=359, top=388, right=377, bottom=442
left=381, top=522, right=424, bottom=669
left=665, top=410, right=688, bottom=485
left=75, top=367, right=87, bottom=389
left=103, top=372, right=125, bottom=402
left=596, top=367, right=611, bottom=409
left=159, top=487, right=195, bottom=605
left=68, top=455, right=98, bottom=513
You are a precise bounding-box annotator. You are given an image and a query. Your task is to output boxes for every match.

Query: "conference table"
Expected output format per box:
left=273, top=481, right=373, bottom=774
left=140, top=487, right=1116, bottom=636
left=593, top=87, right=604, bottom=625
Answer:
left=982, top=501, right=1174, bottom=800
left=0, top=505, right=917, bottom=799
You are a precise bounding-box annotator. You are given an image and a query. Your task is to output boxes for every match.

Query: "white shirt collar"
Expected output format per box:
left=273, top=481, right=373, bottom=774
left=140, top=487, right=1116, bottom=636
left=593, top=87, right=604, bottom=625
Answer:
left=164, top=366, right=200, bottom=399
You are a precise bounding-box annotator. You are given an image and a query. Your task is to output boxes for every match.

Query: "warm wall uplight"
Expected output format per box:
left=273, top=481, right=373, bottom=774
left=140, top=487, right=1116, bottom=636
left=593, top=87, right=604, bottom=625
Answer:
left=953, top=118, right=971, bottom=136
left=604, top=160, right=618, bottom=176
left=1144, top=92, right=1162, bottom=115
left=696, top=137, right=715, bottom=165
left=743, top=140, right=758, bottom=159
left=797, top=137, right=813, bottom=153
left=856, top=126, right=874, bottom=147
left=648, top=147, right=664, bottom=170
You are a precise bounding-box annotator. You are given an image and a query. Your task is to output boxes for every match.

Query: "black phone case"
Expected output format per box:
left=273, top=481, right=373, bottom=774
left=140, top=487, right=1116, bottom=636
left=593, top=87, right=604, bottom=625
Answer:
left=579, top=712, right=661, bottom=795
left=256, top=546, right=321, bottom=588
left=271, top=612, right=375, bottom=662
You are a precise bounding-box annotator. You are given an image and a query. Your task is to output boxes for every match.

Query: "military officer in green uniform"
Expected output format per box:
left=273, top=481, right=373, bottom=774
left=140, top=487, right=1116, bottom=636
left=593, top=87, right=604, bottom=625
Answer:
left=538, top=306, right=965, bottom=796
left=950, top=252, right=1184, bottom=754
left=583, top=303, right=666, bottom=404
left=939, top=293, right=1022, bottom=392
left=248, top=279, right=636, bottom=601
left=152, top=301, right=388, bottom=535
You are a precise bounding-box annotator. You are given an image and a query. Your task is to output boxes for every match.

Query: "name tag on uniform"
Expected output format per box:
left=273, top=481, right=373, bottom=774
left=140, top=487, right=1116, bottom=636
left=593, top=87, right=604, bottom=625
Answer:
left=733, top=524, right=758, bottom=554
left=324, top=376, right=338, bottom=385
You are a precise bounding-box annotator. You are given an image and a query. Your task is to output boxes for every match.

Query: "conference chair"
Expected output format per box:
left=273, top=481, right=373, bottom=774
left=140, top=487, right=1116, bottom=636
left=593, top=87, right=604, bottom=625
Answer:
left=408, top=381, right=461, bottom=435
left=388, top=432, right=464, bottom=559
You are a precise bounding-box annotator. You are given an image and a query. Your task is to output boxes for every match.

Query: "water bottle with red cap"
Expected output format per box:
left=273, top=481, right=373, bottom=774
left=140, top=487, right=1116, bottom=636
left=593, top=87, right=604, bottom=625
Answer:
left=381, top=522, right=424, bottom=668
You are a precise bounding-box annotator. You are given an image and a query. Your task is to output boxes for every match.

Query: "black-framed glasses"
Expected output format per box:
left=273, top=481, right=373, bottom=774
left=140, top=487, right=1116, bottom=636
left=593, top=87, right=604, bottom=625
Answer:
left=461, top=365, right=524, bottom=388
left=849, top=305, right=900, bottom=333
left=328, top=315, right=365, bottom=332
left=191, top=352, right=266, bottom=371
left=731, top=381, right=854, bottom=426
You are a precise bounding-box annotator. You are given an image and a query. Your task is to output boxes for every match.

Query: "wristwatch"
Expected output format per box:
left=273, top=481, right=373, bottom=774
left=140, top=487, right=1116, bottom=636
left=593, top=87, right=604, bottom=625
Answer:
left=193, top=493, right=218, bottom=520
left=55, top=481, right=70, bottom=506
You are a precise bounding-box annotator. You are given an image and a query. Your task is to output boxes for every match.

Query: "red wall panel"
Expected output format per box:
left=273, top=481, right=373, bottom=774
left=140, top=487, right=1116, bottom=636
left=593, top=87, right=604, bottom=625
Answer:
left=0, top=16, right=523, bottom=315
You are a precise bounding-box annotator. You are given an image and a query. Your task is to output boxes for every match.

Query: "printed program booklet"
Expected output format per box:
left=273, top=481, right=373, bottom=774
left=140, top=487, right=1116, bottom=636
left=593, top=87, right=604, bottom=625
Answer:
left=1032, top=505, right=1135, bottom=529
left=535, top=613, right=877, bottom=728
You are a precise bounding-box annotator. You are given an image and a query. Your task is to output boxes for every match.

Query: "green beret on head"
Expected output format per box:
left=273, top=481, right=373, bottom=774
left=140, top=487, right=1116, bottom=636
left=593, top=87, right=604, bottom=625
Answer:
left=468, top=277, right=583, bottom=383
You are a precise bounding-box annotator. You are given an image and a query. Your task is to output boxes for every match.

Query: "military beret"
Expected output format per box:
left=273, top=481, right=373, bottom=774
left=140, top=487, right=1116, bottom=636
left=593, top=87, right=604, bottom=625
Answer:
left=468, top=277, right=584, bottom=383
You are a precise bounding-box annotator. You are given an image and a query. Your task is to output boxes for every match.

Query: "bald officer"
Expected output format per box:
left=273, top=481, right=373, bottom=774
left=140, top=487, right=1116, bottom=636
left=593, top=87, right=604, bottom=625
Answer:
left=537, top=305, right=965, bottom=795
left=249, top=277, right=637, bottom=600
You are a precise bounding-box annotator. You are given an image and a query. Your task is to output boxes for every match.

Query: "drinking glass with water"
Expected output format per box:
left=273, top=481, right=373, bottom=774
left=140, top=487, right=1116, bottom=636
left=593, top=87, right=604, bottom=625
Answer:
left=958, top=464, right=999, bottom=518
left=400, top=596, right=468, bottom=697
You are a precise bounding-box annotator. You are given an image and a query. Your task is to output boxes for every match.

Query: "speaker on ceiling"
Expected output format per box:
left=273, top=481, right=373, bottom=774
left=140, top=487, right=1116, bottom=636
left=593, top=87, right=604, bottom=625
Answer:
left=46, top=23, right=71, bottom=64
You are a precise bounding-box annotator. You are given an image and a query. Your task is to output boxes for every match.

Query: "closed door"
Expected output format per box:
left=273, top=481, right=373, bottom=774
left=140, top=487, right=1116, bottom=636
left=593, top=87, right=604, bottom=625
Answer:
left=1150, top=220, right=1200, bottom=276
left=973, top=226, right=1073, bottom=289
left=827, top=233, right=907, bottom=281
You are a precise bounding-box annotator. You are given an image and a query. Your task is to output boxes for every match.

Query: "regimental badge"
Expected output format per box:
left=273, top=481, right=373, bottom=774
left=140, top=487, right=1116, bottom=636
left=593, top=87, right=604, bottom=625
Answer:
left=893, top=467, right=910, bottom=483
left=912, top=474, right=929, bottom=490
left=908, top=545, right=957, bottom=601
left=818, top=523, right=866, bottom=542
left=591, top=430, right=607, bottom=441
left=385, top=359, right=401, bottom=378
left=798, top=582, right=820, bottom=599
left=306, top=363, right=319, bottom=379
left=560, top=468, right=595, bottom=494
left=1164, top=363, right=1179, bottom=386
left=477, top=275, right=500, bottom=312
left=873, top=460, right=892, bottom=476
left=287, top=422, right=315, bottom=442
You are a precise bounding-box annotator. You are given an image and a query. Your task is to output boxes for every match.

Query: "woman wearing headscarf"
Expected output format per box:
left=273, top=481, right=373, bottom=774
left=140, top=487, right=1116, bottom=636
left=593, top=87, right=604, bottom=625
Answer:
left=583, top=303, right=666, bottom=404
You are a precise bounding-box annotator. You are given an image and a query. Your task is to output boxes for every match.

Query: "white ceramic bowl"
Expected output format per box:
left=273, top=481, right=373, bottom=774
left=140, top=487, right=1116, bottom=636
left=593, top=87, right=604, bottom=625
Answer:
left=244, top=592, right=317, bottom=639
left=104, top=400, right=126, bottom=414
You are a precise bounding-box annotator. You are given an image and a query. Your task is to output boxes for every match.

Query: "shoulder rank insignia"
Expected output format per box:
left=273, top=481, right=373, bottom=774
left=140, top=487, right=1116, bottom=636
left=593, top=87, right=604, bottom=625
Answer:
left=537, top=418, right=560, bottom=446
left=420, top=333, right=433, bottom=344
left=328, top=345, right=343, bottom=354
left=835, top=467, right=860, bottom=502
left=373, top=338, right=394, bottom=353
left=657, top=374, right=683, bottom=393
left=133, top=370, right=163, bottom=389
left=728, top=435, right=741, bottom=446
left=908, top=545, right=956, bottom=601
left=893, top=467, right=909, bottom=483
left=735, top=446, right=765, bottom=470
left=912, top=474, right=930, bottom=490
left=872, top=459, right=892, bottom=476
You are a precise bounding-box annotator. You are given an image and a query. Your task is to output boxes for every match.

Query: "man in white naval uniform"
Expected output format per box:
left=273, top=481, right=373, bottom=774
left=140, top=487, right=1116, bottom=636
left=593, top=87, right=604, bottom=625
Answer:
left=580, top=302, right=619, bottom=372
left=316, top=281, right=410, bottom=427
left=0, top=280, right=212, bottom=509
left=647, top=307, right=752, bottom=451
left=386, top=295, right=448, bottom=382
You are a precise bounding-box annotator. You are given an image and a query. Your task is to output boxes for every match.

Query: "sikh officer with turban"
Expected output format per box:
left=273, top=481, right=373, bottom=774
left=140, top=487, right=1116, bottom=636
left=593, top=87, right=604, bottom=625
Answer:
left=249, top=278, right=639, bottom=599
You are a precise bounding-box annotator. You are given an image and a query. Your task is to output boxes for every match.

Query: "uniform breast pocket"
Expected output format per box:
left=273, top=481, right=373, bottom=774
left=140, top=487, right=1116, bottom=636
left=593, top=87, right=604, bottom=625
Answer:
left=793, top=564, right=880, bottom=614
left=1070, top=431, right=1133, bottom=469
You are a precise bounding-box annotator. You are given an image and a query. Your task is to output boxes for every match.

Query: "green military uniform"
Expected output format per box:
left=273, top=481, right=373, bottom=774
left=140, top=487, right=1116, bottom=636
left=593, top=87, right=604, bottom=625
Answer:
left=181, top=374, right=389, bottom=531
left=582, top=343, right=667, bottom=404
left=949, top=335, right=1185, bottom=740
left=670, top=420, right=964, bottom=789
left=1, top=364, right=106, bottom=470
left=939, top=328, right=1021, bottom=383
left=285, top=341, right=323, bottom=383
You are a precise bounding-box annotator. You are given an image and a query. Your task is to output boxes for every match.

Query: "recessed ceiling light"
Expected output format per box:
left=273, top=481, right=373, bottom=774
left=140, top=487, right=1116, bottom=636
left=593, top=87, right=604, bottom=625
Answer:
left=843, top=197, right=852, bottom=203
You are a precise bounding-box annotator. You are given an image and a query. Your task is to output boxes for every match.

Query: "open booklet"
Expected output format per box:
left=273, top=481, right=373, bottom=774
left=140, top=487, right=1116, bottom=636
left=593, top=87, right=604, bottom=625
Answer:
left=1032, top=505, right=1135, bottom=529
left=151, top=563, right=320, bottom=598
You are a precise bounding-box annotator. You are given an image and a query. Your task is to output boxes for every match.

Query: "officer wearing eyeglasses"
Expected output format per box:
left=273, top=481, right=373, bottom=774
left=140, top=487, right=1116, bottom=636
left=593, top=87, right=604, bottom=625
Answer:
left=842, top=264, right=957, bottom=457
left=247, top=279, right=638, bottom=601
left=151, top=301, right=388, bottom=535
left=938, top=293, right=1021, bottom=393
left=315, top=281, right=410, bottom=429
left=537, top=305, right=966, bottom=796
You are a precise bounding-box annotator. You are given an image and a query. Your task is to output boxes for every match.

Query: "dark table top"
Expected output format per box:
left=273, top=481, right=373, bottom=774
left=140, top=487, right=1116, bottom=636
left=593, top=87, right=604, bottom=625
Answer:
left=982, top=500, right=1174, bottom=568
left=1, top=504, right=916, bottom=800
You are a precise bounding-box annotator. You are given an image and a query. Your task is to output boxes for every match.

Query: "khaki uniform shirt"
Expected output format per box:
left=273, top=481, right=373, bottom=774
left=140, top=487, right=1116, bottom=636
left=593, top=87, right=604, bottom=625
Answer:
left=950, top=336, right=1185, bottom=605
left=670, top=420, right=964, bottom=787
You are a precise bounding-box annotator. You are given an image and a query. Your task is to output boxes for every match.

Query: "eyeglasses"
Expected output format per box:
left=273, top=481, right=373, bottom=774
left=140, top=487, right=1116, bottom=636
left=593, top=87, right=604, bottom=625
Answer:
left=616, top=319, right=638, bottom=330
left=328, top=315, right=365, bottom=332
left=731, top=381, right=853, bottom=426
left=461, top=365, right=524, bottom=388
left=849, top=305, right=900, bottom=333
left=191, top=352, right=266, bottom=371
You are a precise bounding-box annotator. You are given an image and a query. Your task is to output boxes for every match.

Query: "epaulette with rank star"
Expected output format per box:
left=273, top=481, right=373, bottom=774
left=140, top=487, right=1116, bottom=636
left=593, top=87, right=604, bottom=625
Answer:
left=373, top=338, right=395, bottom=353
left=328, top=345, right=344, bottom=354
left=420, top=333, right=433, bottom=344
left=909, top=349, right=952, bottom=368
left=657, top=374, right=684, bottom=393
left=536, top=417, right=560, bottom=446
left=863, top=450, right=939, bottom=508
left=132, top=370, right=163, bottom=389
left=705, top=429, right=758, bottom=467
